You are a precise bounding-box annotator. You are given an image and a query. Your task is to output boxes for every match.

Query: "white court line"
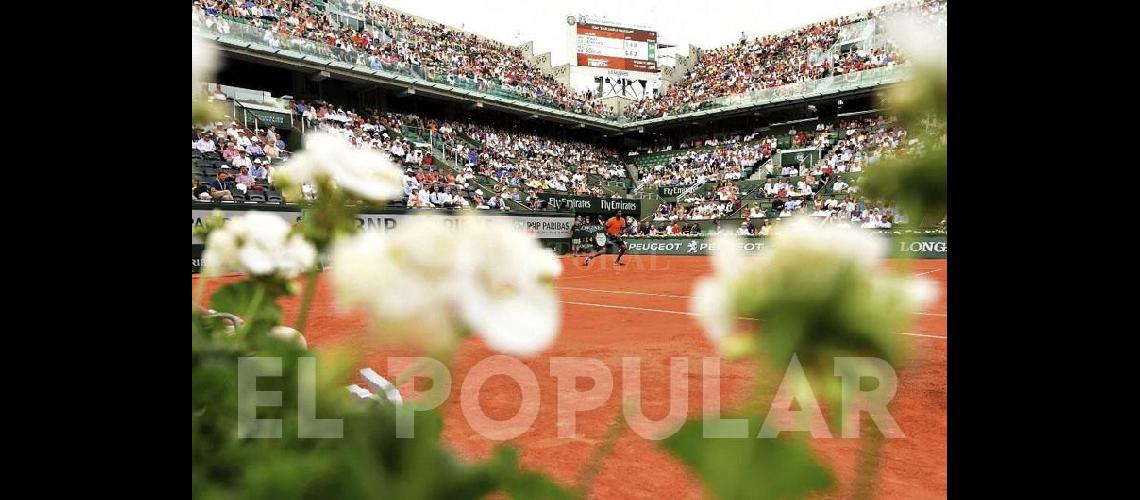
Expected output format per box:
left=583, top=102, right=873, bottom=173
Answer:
left=563, top=300, right=696, bottom=317
left=561, top=301, right=947, bottom=340
left=558, top=286, right=689, bottom=299
left=896, top=332, right=948, bottom=339
left=913, top=268, right=943, bottom=277
left=558, top=287, right=947, bottom=317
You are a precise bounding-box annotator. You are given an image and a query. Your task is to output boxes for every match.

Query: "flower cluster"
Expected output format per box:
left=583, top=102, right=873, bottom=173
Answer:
left=330, top=215, right=562, bottom=356
left=201, top=212, right=317, bottom=279
left=274, top=131, right=405, bottom=202
left=690, top=218, right=936, bottom=365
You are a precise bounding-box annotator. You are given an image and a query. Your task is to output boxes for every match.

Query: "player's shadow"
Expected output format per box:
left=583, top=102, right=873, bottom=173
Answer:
left=572, top=253, right=670, bottom=275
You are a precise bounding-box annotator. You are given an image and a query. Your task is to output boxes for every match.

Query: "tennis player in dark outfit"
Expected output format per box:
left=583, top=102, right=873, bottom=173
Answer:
left=583, top=211, right=629, bottom=266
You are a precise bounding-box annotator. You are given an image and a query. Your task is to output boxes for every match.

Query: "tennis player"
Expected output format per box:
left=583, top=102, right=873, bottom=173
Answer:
left=583, top=211, right=628, bottom=266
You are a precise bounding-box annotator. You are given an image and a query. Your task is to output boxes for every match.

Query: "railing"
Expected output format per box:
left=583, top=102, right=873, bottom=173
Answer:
left=400, top=126, right=469, bottom=172
left=231, top=100, right=260, bottom=131
left=195, top=18, right=911, bottom=128
left=624, top=65, right=908, bottom=125
left=195, top=20, right=620, bottom=125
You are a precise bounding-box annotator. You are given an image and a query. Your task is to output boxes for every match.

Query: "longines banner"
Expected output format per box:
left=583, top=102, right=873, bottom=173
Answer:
left=622, top=235, right=947, bottom=258
left=891, top=236, right=948, bottom=259
left=540, top=194, right=641, bottom=216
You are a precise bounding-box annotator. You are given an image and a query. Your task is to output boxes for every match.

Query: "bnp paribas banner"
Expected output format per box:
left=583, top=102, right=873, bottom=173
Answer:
left=193, top=206, right=575, bottom=273
left=192, top=208, right=573, bottom=243
left=623, top=235, right=947, bottom=258
left=540, top=194, right=641, bottom=216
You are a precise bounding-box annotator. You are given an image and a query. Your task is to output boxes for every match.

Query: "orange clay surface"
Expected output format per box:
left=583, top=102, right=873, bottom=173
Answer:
left=193, top=255, right=947, bottom=499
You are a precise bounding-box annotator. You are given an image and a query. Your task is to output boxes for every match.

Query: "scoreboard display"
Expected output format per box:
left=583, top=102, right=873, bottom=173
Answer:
left=575, top=22, right=657, bottom=72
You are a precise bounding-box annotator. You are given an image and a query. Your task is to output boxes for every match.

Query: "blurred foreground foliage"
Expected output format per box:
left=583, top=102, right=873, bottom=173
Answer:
left=861, top=65, right=948, bottom=224
left=191, top=283, right=572, bottom=500
left=663, top=417, right=834, bottom=500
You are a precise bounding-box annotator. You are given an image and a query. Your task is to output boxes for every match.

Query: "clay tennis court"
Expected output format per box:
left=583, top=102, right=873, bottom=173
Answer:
left=192, top=255, right=947, bottom=499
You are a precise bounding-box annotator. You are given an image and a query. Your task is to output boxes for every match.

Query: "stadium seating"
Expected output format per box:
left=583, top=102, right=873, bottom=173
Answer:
left=192, top=0, right=613, bottom=119
left=194, top=0, right=945, bottom=122
left=626, top=113, right=920, bottom=227
left=193, top=92, right=642, bottom=210
left=624, top=0, right=947, bottom=120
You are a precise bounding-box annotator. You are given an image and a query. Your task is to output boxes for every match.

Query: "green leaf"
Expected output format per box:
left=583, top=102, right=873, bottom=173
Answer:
left=661, top=418, right=834, bottom=500
left=209, top=281, right=283, bottom=338
left=488, top=446, right=576, bottom=500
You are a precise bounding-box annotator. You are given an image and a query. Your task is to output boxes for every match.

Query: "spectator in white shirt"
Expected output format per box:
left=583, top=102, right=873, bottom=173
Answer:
left=757, top=219, right=771, bottom=236
left=487, top=193, right=508, bottom=210
left=195, top=136, right=217, bottom=152
left=763, top=180, right=778, bottom=196
left=416, top=187, right=434, bottom=207
left=231, top=152, right=252, bottom=169
left=428, top=185, right=447, bottom=206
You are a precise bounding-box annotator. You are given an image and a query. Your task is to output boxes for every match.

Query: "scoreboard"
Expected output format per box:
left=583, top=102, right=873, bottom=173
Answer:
left=574, top=22, right=657, bottom=73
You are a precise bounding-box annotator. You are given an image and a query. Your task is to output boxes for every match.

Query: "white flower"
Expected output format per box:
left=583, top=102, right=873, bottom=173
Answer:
left=456, top=218, right=562, bottom=355
left=691, top=278, right=733, bottom=343
left=769, top=217, right=884, bottom=271
left=192, top=32, right=218, bottom=91
left=883, top=12, right=947, bottom=73
left=905, top=277, right=939, bottom=310
left=202, top=213, right=316, bottom=279
left=690, top=233, right=746, bottom=346
left=277, top=132, right=404, bottom=202
left=330, top=215, right=561, bottom=356
left=689, top=217, right=930, bottom=359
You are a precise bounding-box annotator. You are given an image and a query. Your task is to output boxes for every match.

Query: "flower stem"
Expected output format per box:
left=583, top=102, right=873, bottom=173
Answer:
left=293, top=270, right=319, bottom=334
left=193, top=274, right=209, bottom=309
left=237, top=285, right=266, bottom=337
left=852, top=427, right=885, bottom=500
left=393, top=356, right=436, bottom=386
left=574, top=405, right=627, bottom=497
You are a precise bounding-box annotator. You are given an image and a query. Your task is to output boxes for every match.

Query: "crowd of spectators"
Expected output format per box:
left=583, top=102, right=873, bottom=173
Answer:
left=651, top=182, right=742, bottom=222
left=192, top=117, right=289, bottom=202
left=194, top=91, right=636, bottom=208
left=450, top=123, right=627, bottom=198
left=192, top=0, right=613, bottom=118
left=193, top=1, right=945, bottom=123
left=634, top=132, right=776, bottom=190
left=623, top=0, right=946, bottom=120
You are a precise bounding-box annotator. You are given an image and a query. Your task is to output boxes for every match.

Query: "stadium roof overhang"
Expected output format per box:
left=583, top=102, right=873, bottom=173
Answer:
left=217, top=43, right=905, bottom=136
left=217, top=45, right=627, bottom=134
